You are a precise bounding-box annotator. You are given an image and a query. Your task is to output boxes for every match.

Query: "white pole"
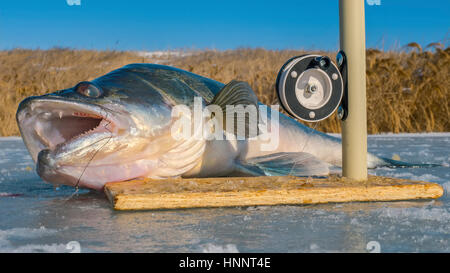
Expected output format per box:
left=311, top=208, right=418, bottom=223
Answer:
left=339, top=0, right=368, bottom=181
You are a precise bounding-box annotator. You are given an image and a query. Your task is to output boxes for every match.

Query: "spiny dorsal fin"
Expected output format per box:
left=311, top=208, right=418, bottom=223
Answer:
left=210, top=80, right=259, bottom=139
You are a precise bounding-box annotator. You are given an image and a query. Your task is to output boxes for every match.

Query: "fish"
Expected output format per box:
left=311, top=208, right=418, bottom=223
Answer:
left=16, top=64, right=436, bottom=190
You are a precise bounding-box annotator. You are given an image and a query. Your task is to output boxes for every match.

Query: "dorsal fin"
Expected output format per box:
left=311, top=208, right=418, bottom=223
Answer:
left=210, top=80, right=259, bottom=139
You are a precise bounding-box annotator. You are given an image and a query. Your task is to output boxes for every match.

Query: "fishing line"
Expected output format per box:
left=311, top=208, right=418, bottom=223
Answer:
left=65, top=107, right=114, bottom=201
left=286, top=120, right=320, bottom=177
left=300, top=121, right=320, bottom=152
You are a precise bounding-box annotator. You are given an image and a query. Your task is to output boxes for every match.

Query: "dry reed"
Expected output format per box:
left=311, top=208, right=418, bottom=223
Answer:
left=0, top=46, right=448, bottom=136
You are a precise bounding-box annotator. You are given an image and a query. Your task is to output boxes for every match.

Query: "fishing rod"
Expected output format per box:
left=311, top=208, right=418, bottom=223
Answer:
left=276, top=0, right=367, bottom=181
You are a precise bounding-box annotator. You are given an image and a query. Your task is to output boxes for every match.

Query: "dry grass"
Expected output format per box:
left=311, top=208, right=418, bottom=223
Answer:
left=1, top=46, right=448, bottom=136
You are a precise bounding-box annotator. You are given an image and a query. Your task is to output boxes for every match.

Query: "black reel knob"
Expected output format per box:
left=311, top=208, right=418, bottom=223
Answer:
left=276, top=55, right=344, bottom=122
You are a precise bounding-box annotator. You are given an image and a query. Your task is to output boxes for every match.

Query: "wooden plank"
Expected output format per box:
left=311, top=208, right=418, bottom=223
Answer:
left=104, top=175, right=444, bottom=211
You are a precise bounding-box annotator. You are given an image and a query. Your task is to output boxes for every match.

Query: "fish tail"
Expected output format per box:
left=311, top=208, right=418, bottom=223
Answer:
left=379, top=157, right=441, bottom=168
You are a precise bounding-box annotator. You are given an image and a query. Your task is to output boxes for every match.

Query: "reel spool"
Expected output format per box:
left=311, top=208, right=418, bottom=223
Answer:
left=276, top=55, right=344, bottom=122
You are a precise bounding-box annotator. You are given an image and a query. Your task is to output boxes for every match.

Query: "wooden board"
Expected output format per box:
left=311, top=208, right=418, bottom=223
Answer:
left=104, top=175, right=444, bottom=211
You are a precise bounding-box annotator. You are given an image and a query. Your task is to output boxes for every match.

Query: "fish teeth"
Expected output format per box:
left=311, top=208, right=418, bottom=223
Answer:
left=59, top=111, right=63, bottom=119
left=42, top=112, right=52, bottom=119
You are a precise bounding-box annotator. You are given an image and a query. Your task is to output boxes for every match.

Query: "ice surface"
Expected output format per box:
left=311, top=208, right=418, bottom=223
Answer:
left=0, top=226, right=69, bottom=253
left=0, top=134, right=449, bottom=253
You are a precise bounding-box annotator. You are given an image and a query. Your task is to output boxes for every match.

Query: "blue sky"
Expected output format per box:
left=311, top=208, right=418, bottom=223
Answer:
left=0, top=0, right=448, bottom=51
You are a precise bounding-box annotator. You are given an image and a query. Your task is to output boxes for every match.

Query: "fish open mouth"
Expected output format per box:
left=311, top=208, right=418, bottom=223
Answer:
left=16, top=97, right=150, bottom=190
left=16, top=98, right=125, bottom=161
left=35, top=111, right=113, bottom=151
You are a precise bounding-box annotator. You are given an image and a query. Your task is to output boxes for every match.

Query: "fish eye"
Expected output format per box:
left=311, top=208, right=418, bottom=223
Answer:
left=75, top=82, right=103, bottom=98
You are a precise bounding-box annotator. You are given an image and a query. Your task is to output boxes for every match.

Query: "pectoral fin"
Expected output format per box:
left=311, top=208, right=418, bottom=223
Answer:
left=237, top=152, right=330, bottom=177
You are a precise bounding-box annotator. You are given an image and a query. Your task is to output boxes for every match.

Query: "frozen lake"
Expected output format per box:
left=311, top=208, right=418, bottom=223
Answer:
left=0, top=134, right=449, bottom=253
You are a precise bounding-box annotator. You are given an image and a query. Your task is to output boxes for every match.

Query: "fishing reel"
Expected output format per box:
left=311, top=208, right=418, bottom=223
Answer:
left=276, top=52, right=348, bottom=122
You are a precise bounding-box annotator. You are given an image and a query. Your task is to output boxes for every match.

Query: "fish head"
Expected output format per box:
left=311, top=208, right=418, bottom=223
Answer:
left=16, top=69, right=178, bottom=190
